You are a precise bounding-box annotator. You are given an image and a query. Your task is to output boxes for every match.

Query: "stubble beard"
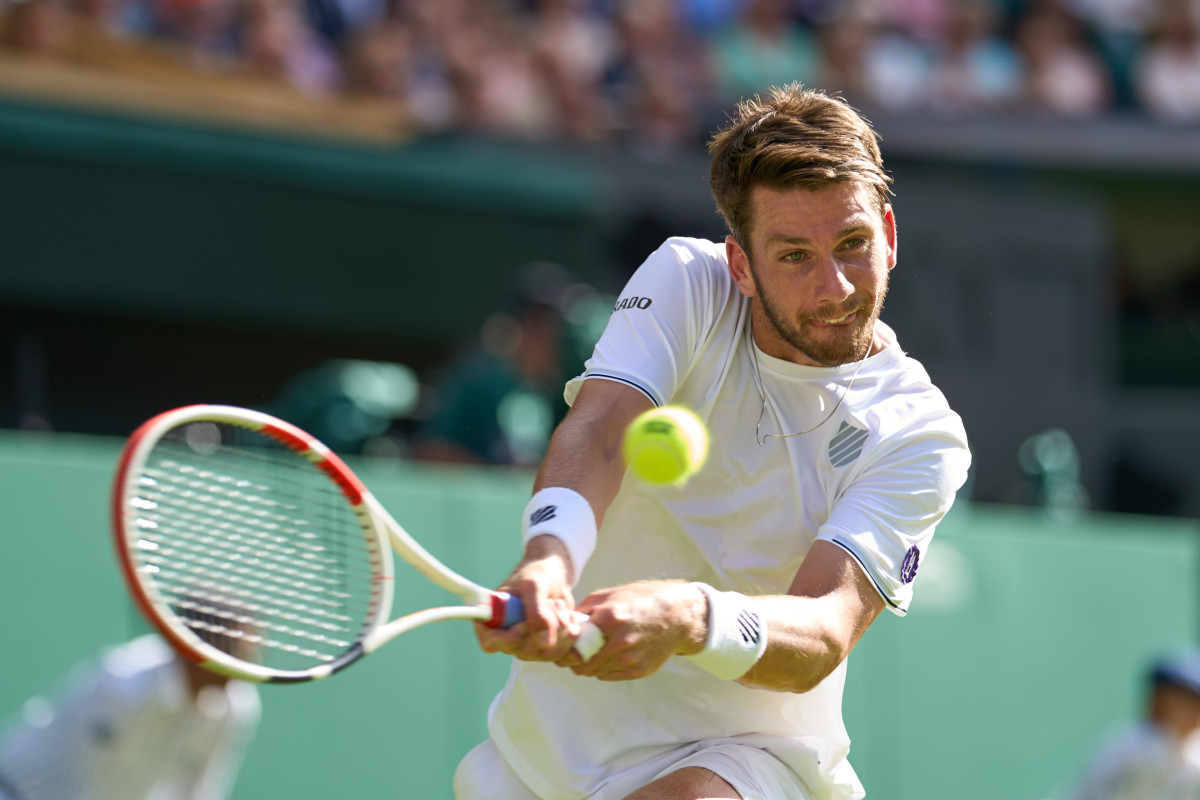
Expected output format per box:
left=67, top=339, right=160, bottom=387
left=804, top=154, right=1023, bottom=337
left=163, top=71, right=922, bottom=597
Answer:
left=751, top=262, right=889, bottom=367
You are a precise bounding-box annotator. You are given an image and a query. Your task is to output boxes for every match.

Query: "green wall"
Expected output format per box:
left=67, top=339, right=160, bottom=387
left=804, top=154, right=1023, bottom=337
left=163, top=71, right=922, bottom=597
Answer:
left=0, top=431, right=1196, bottom=799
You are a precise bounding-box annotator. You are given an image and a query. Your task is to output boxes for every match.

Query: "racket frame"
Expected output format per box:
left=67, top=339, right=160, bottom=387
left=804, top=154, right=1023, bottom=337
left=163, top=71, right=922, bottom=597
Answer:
left=112, top=404, right=513, bottom=683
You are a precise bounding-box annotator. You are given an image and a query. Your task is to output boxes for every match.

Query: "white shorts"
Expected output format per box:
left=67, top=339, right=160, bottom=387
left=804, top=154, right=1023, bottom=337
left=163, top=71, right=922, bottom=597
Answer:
left=453, top=738, right=810, bottom=800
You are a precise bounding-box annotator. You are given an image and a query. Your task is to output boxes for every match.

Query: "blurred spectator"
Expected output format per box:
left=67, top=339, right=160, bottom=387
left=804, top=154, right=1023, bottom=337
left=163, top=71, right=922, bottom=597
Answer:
left=605, top=0, right=714, bottom=156
left=1014, top=1, right=1113, bottom=117
left=1134, top=0, right=1200, bottom=122
left=1, top=0, right=72, bottom=56
left=864, top=0, right=952, bottom=45
left=859, top=20, right=934, bottom=112
left=270, top=358, right=420, bottom=455
left=708, top=0, right=820, bottom=103
left=238, top=0, right=342, bottom=95
left=410, top=262, right=576, bottom=468
left=527, top=0, right=617, bottom=142
left=1068, top=649, right=1200, bottom=800
left=1063, top=0, right=1153, bottom=106
left=441, top=2, right=558, bottom=139
left=926, top=0, right=1023, bottom=114
left=676, top=0, right=744, bottom=36
left=1015, top=427, right=1089, bottom=521
left=0, top=634, right=260, bottom=800
left=814, top=4, right=874, bottom=106
left=131, top=0, right=241, bottom=66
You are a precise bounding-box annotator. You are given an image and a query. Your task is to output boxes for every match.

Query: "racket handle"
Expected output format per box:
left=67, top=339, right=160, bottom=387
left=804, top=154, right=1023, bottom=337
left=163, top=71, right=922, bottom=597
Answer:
left=497, top=594, right=605, bottom=660
left=571, top=617, right=604, bottom=660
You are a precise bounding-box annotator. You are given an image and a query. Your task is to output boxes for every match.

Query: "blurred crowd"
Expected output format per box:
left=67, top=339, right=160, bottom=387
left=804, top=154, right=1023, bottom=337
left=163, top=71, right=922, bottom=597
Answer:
left=3, top=0, right=1200, bottom=153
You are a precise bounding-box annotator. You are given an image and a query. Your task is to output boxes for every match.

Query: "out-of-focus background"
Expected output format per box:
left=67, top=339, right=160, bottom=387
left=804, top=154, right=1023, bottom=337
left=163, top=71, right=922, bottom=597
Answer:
left=0, top=0, right=1198, bottom=797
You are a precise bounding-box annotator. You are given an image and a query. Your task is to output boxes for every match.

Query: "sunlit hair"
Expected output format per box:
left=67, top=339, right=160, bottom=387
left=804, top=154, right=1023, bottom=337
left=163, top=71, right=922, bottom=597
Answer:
left=708, top=83, right=893, bottom=247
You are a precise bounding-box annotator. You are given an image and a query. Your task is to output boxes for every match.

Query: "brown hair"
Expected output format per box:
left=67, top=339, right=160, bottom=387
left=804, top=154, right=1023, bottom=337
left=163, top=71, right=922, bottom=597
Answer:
left=708, top=83, right=893, bottom=247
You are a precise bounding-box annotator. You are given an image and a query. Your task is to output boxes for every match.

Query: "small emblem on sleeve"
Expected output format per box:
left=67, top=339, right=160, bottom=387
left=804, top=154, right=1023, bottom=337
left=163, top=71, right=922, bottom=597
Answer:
left=529, top=505, right=557, bottom=525
left=900, top=546, right=920, bottom=584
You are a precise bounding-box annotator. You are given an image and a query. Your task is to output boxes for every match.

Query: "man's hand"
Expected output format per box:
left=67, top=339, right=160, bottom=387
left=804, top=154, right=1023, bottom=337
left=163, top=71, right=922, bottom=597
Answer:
left=557, top=580, right=708, bottom=681
left=474, top=535, right=582, bottom=662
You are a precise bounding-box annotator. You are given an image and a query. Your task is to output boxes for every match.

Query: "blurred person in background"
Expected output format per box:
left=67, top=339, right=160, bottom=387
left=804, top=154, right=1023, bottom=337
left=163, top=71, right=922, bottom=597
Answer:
left=411, top=262, right=576, bottom=468
left=926, top=0, right=1022, bottom=114
left=1134, top=0, right=1200, bottom=123
left=0, top=632, right=260, bottom=800
left=440, top=1, right=558, bottom=140
left=126, top=0, right=240, bottom=66
left=237, top=0, right=343, bottom=94
left=858, top=15, right=935, bottom=112
left=0, top=0, right=71, bottom=55
left=603, top=0, right=715, bottom=157
left=238, top=0, right=342, bottom=94
left=813, top=3, right=876, bottom=108
left=527, top=0, right=617, bottom=143
left=1068, top=649, right=1200, bottom=800
left=1013, top=0, right=1113, bottom=117
left=709, top=0, right=821, bottom=104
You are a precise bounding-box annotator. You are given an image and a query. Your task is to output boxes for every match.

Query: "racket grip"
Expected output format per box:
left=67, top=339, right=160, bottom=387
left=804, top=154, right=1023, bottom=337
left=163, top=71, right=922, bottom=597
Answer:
left=571, top=616, right=604, bottom=661
left=497, top=592, right=526, bottom=628
left=496, top=594, right=605, bottom=659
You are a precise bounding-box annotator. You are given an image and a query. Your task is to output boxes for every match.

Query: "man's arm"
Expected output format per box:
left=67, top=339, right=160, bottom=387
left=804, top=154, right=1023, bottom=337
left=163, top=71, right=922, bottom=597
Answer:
left=475, top=378, right=652, bottom=659
left=566, top=542, right=885, bottom=691
left=736, top=541, right=885, bottom=692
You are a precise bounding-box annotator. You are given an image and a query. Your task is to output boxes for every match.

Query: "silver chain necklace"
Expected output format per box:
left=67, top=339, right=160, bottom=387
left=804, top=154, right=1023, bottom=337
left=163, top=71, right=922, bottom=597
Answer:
left=748, top=327, right=871, bottom=446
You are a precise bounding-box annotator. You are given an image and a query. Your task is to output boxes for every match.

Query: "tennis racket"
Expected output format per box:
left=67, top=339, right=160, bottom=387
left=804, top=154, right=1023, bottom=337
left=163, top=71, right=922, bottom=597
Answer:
left=111, top=404, right=603, bottom=683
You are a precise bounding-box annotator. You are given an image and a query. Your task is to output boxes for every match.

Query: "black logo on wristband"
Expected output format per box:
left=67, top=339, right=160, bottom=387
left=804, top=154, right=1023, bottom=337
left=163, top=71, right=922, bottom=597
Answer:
left=737, top=610, right=762, bottom=645
left=529, top=505, right=557, bottom=525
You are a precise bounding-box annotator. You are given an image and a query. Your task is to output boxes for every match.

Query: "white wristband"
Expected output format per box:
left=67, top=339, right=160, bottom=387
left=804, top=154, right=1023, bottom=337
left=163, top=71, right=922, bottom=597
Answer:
left=521, top=488, right=597, bottom=585
left=685, top=583, right=768, bottom=680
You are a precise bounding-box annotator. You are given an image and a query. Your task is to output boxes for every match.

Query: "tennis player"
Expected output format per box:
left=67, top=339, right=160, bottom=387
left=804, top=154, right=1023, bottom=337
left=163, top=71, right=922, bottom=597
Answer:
left=457, top=82, right=972, bottom=800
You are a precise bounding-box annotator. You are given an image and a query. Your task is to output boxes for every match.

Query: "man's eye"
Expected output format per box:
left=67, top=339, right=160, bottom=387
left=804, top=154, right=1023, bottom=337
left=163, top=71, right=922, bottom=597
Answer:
left=842, top=238, right=866, bottom=250
left=782, top=251, right=808, bottom=263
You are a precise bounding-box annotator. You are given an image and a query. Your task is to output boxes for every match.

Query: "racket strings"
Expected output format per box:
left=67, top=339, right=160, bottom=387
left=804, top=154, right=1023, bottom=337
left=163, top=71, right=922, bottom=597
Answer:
left=126, top=424, right=384, bottom=671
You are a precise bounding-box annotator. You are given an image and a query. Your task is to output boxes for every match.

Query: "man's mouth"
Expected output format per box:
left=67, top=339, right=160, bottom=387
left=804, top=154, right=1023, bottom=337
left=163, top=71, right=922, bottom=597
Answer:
left=809, top=310, right=857, bottom=326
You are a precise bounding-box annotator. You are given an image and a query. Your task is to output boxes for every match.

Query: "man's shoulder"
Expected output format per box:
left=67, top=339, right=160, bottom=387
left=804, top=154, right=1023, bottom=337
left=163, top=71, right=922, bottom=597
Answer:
left=858, top=343, right=969, bottom=450
left=653, top=236, right=726, bottom=268
left=637, top=236, right=736, bottom=303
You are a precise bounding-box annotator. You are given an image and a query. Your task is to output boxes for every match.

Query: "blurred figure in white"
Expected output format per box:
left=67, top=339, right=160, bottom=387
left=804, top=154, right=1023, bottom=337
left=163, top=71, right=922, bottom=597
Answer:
left=0, top=634, right=260, bottom=800
left=1069, top=649, right=1200, bottom=800
left=1134, top=0, right=1200, bottom=122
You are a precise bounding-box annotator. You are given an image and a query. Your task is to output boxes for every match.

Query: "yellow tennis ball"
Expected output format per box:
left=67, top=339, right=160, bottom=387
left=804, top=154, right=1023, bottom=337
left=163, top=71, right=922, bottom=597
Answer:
left=622, top=406, right=709, bottom=486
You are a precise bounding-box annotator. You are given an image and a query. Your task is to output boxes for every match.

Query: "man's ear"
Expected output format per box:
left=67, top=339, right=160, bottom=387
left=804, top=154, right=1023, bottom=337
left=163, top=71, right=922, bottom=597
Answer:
left=727, top=236, right=757, bottom=298
left=883, top=204, right=898, bottom=271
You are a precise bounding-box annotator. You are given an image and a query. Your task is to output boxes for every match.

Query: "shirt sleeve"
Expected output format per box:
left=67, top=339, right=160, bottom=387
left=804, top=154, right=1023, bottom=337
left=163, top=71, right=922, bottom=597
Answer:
left=817, top=428, right=971, bottom=616
left=565, top=237, right=726, bottom=407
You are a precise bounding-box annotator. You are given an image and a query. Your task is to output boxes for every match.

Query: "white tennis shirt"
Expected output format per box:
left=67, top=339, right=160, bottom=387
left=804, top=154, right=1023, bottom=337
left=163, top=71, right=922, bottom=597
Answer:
left=487, top=237, right=971, bottom=800
left=0, top=635, right=260, bottom=800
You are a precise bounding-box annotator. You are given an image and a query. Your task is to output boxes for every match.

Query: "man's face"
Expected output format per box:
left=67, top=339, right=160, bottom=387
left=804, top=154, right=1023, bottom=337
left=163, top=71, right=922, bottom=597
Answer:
left=727, top=182, right=897, bottom=367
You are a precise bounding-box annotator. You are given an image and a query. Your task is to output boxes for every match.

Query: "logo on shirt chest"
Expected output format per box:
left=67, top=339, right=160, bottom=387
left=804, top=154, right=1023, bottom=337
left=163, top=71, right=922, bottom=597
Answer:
left=827, top=421, right=869, bottom=467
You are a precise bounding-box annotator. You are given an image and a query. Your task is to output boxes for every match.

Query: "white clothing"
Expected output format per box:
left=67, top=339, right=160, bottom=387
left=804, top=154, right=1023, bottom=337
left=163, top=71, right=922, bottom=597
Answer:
left=1070, top=721, right=1200, bottom=800
left=455, top=737, right=810, bottom=800
left=478, top=237, right=971, bottom=800
left=0, top=635, right=260, bottom=800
